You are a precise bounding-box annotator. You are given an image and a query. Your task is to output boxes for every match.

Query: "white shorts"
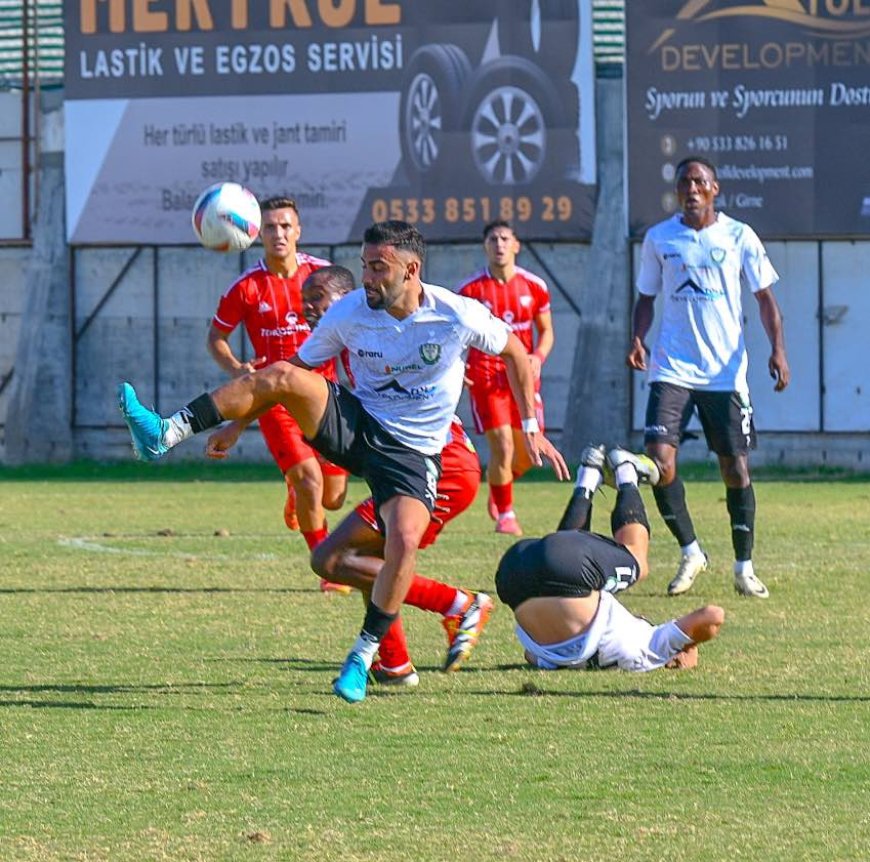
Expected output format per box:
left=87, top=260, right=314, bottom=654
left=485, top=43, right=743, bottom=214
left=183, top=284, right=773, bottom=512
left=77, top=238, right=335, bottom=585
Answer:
left=517, top=592, right=693, bottom=672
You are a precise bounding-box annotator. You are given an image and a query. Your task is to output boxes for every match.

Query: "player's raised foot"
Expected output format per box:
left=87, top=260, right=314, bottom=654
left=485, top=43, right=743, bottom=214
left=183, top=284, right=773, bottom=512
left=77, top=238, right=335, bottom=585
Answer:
left=283, top=481, right=299, bottom=531
left=605, top=447, right=661, bottom=486
left=320, top=579, right=352, bottom=596
left=369, top=661, right=420, bottom=688
left=487, top=490, right=498, bottom=521
left=495, top=512, right=523, bottom=536
left=443, top=592, right=494, bottom=672
left=667, top=552, right=708, bottom=596
left=332, top=652, right=369, bottom=703
left=734, top=570, right=769, bottom=599
left=117, top=382, right=170, bottom=461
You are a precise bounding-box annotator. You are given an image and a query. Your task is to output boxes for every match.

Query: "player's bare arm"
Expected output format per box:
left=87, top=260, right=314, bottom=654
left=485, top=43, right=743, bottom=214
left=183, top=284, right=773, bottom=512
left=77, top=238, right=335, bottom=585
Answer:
left=529, top=310, right=555, bottom=381
left=207, top=325, right=265, bottom=377
left=627, top=294, right=655, bottom=371
left=500, top=333, right=569, bottom=479
left=755, top=288, right=790, bottom=391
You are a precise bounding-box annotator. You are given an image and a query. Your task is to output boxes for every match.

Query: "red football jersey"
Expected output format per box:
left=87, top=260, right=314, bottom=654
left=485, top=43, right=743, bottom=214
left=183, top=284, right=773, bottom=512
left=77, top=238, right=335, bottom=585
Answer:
left=212, top=253, right=331, bottom=363
left=457, top=266, right=550, bottom=388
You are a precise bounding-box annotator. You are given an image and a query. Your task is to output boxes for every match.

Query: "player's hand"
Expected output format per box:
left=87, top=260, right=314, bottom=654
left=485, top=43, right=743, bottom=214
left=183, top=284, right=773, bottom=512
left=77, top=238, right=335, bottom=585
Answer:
left=626, top=338, right=647, bottom=371
left=233, top=356, right=267, bottom=377
left=431, top=491, right=450, bottom=525
left=665, top=644, right=699, bottom=670
left=525, top=433, right=571, bottom=481
left=769, top=350, right=790, bottom=392
left=205, top=421, right=245, bottom=459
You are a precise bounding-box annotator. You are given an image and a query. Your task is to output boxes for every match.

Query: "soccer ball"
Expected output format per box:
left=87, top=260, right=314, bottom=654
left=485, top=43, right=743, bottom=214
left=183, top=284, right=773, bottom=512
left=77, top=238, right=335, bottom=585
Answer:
left=191, top=182, right=261, bottom=252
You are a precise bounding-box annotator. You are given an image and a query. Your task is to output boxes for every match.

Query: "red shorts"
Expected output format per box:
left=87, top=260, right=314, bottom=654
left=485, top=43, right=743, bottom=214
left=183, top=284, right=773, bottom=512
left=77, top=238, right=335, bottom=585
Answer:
left=468, top=385, right=545, bottom=435
left=258, top=404, right=347, bottom=478
left=355, top=438, right=481, bottom=549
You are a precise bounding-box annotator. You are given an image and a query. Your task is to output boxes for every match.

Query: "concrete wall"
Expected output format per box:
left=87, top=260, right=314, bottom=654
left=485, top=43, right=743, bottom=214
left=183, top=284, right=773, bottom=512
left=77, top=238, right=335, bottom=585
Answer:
left=2, top=79, right=870, bottom=468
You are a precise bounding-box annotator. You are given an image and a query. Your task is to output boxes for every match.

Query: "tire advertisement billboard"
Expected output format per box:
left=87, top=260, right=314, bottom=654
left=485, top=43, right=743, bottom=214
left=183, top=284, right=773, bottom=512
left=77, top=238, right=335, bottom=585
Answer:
left=626, top=0, right=870, bottom=238
left=65, top=0, right=597, bottom=245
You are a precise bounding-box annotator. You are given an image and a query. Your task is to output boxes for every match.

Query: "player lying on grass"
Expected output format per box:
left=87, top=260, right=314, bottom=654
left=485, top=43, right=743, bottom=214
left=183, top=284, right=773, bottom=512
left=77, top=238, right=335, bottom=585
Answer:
left=495, top=444, right=724, bottom=671
left=205, top=268, right=494, bottom=686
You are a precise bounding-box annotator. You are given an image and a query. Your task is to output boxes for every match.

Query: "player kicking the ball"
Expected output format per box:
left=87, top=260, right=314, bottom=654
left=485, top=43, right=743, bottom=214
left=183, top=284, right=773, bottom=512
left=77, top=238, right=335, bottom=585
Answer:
left=205, top=266, right=494, bottom=685
left=496, top=445, right=724, bottom=672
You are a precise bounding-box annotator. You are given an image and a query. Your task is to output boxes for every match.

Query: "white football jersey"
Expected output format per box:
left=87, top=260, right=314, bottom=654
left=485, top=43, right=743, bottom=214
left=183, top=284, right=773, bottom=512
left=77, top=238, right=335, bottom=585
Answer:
left=297, top=283, right=509, bottom=455
left=637, top=212, right=779, bottom=392
left=516, top=591, right=693, bottom=672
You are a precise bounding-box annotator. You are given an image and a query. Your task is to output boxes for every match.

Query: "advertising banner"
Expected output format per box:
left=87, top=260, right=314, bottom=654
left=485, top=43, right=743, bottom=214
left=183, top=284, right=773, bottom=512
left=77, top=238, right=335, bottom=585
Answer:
left=626, top=0, right=870, bottom=238
left=65, top=1, right=597, bottom=245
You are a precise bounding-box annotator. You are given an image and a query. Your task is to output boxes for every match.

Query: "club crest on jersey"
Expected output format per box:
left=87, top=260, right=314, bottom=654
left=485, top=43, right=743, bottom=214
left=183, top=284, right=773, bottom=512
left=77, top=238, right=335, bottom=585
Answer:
left=419, top=343, right=441, bottom=365
left=710, top=248, right=726, bottom=264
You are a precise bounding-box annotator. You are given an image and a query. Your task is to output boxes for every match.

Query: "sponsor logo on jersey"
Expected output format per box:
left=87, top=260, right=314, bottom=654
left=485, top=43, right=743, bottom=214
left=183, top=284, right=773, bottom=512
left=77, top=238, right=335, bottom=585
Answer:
left=260, top=311, right=309, bottom=338
left=419, top=343, right=441, bottom=365
left=358, top=348, right=384, bottom=358
left=673, top=278, right=720, bottom=300
left=375, top=379, right=410, bottom=395
left=520, top=295, right=533, bottom=307
left=384, top=362, right=422, bottom=374
left=258, top=301, right=272, bottom=313
left=502, top=310, right=515, bottom=324
left=374, top=379, right=435, bottom=401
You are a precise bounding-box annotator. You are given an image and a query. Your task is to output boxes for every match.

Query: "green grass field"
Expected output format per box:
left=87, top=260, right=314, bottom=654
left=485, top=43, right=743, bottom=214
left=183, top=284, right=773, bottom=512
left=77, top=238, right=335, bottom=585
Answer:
left=1, top=463, right=868, bottom=861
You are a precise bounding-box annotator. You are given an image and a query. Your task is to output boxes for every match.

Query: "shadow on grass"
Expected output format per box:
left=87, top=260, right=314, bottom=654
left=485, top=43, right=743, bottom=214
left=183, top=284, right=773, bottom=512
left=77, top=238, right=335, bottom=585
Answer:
left=0, top=681, right=243, bottom=712
left=488, top=686, right=870, bottom=703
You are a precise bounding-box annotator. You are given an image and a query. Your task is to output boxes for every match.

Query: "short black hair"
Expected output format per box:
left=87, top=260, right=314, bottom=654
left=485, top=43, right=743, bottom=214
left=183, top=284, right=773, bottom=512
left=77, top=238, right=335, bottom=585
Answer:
left=483, top=219, right=516, bottom=240
left=259, top=196, right=299, bottom=215
left=302, top=265, right=355, bottom=295
left=363, top=220, right=426, bottom=262
left=675, top=157, right=718, bottom=181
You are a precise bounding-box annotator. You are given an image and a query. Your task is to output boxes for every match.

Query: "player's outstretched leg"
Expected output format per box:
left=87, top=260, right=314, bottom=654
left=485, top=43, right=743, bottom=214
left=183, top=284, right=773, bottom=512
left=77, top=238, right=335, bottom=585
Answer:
left=118, top=383, right=171, bottom=461
left=557, top=443, right=606, bottom=532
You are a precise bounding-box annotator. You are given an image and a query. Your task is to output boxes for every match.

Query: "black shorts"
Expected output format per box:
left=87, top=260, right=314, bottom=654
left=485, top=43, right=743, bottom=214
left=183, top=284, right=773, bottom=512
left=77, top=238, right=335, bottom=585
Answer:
left=495, top=531, right=640, bottom=610
left=644, top=381, right=756, bottom=456
left=308, top=381, right=441, bottom=522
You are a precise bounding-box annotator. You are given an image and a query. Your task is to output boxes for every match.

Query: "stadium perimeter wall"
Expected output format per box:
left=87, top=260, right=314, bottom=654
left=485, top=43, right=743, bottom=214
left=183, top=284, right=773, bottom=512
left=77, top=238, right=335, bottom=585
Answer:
left=2, top=79, right=870, bottom=470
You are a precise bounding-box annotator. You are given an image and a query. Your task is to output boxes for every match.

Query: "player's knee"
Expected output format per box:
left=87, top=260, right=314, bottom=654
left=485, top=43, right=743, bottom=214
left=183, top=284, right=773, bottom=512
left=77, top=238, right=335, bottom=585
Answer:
left=309, top=540, right=338, bottom=579
left=292, top=470, right=323, bottom=505
left=262, top=361, right=304, bottom=396
left=322, top=487, right=347, bottom=510
left=720, top=459, right=750, bottom=487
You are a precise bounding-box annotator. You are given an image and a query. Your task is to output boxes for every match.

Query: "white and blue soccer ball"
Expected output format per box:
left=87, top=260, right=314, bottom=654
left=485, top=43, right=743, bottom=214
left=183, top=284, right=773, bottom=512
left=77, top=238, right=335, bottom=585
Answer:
left=191, top=182, right=261, bottom=252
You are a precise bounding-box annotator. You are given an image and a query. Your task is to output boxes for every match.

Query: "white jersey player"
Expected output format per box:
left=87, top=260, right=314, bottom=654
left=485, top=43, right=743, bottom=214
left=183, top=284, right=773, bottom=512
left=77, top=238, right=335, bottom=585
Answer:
left=496, top=443, right=724, bottom=673
left=627, top=156, right=790, bottom=600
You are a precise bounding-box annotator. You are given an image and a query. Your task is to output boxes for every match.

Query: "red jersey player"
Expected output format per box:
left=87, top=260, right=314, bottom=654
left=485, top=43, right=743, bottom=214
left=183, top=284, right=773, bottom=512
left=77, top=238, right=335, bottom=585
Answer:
left=206, top=196, right=349, bottom=590
left=457, top=220, right=554, bottom=537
